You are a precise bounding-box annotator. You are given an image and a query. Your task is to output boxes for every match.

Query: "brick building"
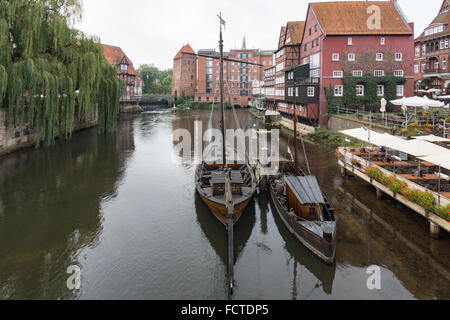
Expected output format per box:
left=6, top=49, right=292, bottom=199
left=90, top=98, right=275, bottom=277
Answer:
left=267, top=0, right=415, bottom=127
left=172, top=39, right=274, bottom=107
left=414, top=0, right=450, bottom=95
left=103, top=44, right=144, bottom=103
left=265, top=21, right=306, bottom=113
left=172, top=44, right=197, bottom=98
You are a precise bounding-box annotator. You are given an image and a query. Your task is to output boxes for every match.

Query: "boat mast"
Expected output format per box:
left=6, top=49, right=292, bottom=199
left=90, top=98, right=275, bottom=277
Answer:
left=293, top=85, right=299, bottom=176
left=218, top=13, right=226, bottom=167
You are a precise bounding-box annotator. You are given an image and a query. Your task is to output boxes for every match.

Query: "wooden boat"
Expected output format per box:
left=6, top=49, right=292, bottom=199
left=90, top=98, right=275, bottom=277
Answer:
left=195, top=160, right=257, bottom=226
left=268, top=93, right=337, bottom=264
left=269, top=165, right=337, bottom=264
left=195, top=15, right=257, bottom=227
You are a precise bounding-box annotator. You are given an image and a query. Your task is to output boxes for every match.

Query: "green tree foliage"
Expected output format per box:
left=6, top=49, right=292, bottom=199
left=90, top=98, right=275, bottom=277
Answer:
left=137, top=64, right=172, bottom=94
left=0, top=0, right=122, bottom=147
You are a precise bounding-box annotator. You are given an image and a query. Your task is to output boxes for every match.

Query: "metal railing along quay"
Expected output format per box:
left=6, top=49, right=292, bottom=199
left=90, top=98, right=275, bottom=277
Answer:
left=330, top=106, right=449, bottom=137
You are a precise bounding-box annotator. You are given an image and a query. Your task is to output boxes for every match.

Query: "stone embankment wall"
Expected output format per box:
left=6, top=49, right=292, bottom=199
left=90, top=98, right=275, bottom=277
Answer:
left=0, top=107, right=98, bottom=156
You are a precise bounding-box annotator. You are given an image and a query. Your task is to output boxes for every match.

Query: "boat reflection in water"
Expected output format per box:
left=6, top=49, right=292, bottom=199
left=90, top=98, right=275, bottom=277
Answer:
left=195, top=193, right=256, bottom=269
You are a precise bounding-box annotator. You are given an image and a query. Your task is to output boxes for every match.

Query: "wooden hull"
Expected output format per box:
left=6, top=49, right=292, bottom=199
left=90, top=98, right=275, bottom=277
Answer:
left=197, top=191, right=252, bottom=226
left=195, top=163, right=256, bottom=227
left=269, top=180, right=336, bottom=264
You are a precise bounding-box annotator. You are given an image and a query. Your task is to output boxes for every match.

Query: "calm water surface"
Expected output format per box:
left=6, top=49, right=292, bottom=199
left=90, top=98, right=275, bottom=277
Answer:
left=0, top=109, right=449, bottom=300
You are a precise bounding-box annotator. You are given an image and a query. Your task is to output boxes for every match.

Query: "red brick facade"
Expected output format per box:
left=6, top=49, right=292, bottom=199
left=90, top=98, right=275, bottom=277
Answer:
left=195, top=47, right=273, bottom=107
left=264, top=0, right=416, bottom=127
left=172, top=44, right=197, bottom=98
left=172, top=42, right=273, bottom=107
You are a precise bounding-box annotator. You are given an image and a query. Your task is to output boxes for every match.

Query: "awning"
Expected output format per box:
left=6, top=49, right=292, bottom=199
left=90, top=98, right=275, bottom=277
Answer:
left=340, top=127, right=450, bottom=158
left=419, top=154, right=450, bottom=171
left=399, top=139, right=449, bottom=157
left=414, top=135, right=450, bottom=143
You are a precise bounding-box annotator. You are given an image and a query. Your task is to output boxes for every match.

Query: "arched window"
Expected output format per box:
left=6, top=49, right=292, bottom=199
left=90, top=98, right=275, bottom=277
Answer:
left=443, top=58, right=447, bottom=70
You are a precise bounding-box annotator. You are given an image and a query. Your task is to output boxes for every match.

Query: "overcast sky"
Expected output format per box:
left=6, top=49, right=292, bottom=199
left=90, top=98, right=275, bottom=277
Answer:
left=75, top=0, right=443, bottom=70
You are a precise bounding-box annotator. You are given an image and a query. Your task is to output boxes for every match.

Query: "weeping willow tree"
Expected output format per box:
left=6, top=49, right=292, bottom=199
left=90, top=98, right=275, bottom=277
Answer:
left=0, top=0, right=122, bottom=147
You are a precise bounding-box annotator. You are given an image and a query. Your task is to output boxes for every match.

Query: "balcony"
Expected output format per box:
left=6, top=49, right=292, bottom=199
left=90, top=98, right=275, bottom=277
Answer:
left=424, top=68, right=448, bottom=74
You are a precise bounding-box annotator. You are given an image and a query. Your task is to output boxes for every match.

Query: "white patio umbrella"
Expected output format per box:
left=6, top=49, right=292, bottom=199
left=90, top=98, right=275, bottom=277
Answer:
left=390, top=96, right=444, bottom=108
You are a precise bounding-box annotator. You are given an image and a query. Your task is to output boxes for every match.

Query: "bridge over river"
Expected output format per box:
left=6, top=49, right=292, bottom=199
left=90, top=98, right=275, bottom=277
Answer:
left=137, top=94, right=175, bottom=110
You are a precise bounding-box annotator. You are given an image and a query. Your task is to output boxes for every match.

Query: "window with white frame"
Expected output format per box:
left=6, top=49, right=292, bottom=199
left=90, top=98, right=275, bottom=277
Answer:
left=332, top=53, right=339, bottom=61
left=295, top=87, right=299, bottom=97
left=421, top=62, right=426, bottom=72
left=415, top=46, right=420, bottom=57
left=334, top=85, right=343, bottom=97
left=356, top=85, right=364, bottom=96
left=353, top=70, right=363, bottom=77
left=396, top=85, right=404, bottom=97
left=443, top=58, right=447, bottom=70
left=381, top=37, right=385, bottom=45
left=446, top=39, right=449, bottom=49
left=376, top=53, right=383, bottom=61
left=307, top=87, right=315, bottom=97
left=310, top=69, right=320, bottom=78
left=394, top=70, right=404, bottom=77
left=348, top=37, right=353, bottom=45
left=333, top=70, right=343, bottom=78
left=377, top=85, right=384, bottom=96
left=414, top=63, right=419, bottom=74
left=435, top=60, right=440, bottom=69
left=395, top=53, right=403, bottom=61
left=374, top=70, right=384, bottom=77
left=422, top=44, right=426, bottom=54
left=348, top=53, right=355, bottom=61
left=441, top=40, right=444, bottom=50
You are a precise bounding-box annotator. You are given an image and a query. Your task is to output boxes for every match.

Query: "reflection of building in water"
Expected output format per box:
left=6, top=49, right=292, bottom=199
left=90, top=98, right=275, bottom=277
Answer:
left=337, top=187, right=450, bottom=300
left=0, top=124, right=135, bottom=299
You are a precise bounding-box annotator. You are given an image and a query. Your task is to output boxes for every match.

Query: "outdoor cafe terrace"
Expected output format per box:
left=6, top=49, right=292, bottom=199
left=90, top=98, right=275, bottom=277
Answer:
left=337, top=128, right=450, bottom=225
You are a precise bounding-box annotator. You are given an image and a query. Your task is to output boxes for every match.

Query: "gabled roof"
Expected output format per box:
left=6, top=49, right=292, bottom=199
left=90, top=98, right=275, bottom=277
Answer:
left=102, top=44, right=138, bottom=76
left=416, top=0, right=450, bottom=42
left=174, top=44, right=195, bottom=60
left=286, top=21, right=305, bottom=44
left=310, top=1, right=412, bottom=35
left=278, top=26, right=287, bottom=49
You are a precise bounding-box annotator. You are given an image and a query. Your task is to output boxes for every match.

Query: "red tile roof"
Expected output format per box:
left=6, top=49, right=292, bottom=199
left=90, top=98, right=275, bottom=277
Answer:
left=174, top=44, right=195, bottom=60
left=415, top=0, right=450, bottom=42
left=310, top=1, right=412, bottom=35
left=103, top=44, right=137, bottom=74
left=286, top=21, right=305, bottom=45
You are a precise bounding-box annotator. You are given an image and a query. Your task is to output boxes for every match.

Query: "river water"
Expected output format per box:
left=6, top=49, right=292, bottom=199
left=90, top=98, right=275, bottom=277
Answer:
left=0, top=108, right=448, bottom=300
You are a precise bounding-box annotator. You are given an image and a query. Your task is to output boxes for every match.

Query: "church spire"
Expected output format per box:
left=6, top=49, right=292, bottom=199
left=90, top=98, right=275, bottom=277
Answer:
left=242, top=35, right=247, bottom=50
